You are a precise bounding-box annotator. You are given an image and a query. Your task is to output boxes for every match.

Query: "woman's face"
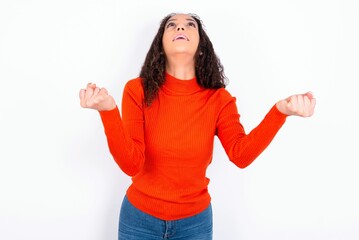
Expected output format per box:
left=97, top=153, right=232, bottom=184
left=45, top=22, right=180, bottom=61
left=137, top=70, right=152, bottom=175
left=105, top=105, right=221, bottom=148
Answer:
left=162, top=14, right=200, bottom=59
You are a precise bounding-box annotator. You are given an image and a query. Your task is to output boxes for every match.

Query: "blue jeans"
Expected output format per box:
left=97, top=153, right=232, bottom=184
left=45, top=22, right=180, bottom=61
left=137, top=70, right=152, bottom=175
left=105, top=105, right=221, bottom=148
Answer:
left=118, top=196, right=213, bottom=240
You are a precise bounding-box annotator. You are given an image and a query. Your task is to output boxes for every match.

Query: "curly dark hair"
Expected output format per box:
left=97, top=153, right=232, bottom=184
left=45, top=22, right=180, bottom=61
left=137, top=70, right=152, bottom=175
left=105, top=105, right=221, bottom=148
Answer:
left=139, top=13, right=227, bottom=106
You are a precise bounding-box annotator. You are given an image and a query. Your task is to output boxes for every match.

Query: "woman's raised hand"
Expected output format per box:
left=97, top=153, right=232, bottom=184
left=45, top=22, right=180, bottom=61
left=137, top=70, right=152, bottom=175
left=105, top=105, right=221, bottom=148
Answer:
left=276, top=92, right=316, bottom=117
left=79, top=83, right=116, bottom=111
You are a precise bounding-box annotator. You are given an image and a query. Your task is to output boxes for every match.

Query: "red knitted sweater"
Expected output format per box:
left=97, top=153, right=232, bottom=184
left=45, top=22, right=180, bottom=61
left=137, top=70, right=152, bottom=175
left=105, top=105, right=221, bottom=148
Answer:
left=99, top=72, right=287, bottom=220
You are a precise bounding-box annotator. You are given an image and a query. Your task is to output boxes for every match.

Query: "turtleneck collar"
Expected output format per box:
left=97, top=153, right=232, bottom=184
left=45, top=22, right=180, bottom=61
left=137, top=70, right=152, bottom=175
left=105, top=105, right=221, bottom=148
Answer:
left=162, top=72, right=202, bottom=95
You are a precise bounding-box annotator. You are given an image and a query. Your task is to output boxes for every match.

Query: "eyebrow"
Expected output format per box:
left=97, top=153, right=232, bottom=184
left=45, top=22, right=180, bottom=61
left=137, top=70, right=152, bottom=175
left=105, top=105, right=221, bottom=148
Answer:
left=167, top=18, right=197, bottom=24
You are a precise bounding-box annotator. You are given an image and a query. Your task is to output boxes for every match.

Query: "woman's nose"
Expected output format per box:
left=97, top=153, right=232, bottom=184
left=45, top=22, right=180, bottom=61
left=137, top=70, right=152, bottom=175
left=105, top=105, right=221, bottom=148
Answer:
left=177, top=27, right=185, bottom=31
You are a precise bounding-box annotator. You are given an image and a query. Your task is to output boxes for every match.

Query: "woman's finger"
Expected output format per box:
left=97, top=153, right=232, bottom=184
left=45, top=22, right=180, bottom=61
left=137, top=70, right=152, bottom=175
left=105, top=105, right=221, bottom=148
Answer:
left=79, top=89, right=86, bottom=107
left=84, top=85, right=94, bottom=100
left=93, top=87, right=101, bottom=96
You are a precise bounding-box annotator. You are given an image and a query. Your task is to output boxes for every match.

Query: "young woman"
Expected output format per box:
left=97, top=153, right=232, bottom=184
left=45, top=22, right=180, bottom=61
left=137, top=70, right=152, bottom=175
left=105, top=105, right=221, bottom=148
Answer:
left=79, top=13, right=316, bottom=240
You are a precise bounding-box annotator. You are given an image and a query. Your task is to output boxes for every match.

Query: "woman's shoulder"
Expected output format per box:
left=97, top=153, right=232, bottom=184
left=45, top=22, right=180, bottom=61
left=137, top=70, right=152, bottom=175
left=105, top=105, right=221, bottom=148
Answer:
left=125, top=77, right=143, bottom=89
left=124, top=77, right=144, bottom=94
left=201, top=87, right=237, bottom=110
left=211, top=87, right=235, bottom=100
left=123, top=77, right=144, bottom=101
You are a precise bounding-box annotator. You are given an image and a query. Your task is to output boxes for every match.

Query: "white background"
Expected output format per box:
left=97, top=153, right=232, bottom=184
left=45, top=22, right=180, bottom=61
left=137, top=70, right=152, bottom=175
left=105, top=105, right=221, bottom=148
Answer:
left=0, top=0, right=358, bottom=239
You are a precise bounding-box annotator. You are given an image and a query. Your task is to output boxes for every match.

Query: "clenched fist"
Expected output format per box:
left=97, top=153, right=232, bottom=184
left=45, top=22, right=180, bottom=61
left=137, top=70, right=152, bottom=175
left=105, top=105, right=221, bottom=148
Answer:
left=79, top=83, right=116, bottom=111
left=276, top=92, right=316, bottom=117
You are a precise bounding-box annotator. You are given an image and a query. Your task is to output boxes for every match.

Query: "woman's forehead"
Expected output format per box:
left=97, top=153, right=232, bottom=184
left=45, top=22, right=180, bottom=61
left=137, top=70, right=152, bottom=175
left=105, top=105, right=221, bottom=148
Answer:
left=167, top=13, right=195, bottom=22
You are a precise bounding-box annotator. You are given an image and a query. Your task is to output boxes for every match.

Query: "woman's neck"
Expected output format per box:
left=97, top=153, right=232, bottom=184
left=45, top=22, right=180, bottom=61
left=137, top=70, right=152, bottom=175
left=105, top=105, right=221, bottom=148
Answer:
left=165, top=56, right=196, bottom=80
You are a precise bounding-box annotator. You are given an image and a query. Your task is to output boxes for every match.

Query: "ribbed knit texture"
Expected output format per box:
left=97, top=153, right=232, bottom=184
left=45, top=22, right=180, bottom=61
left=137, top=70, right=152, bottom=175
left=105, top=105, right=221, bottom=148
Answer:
left=99, top=72, right=287, bottom=220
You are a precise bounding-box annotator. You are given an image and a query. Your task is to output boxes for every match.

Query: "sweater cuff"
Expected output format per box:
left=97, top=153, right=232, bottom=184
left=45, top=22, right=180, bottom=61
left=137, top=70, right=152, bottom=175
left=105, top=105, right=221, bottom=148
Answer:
left=99, top=106, right=121, bottom=126
left=268, top=104, right=288, bottom=124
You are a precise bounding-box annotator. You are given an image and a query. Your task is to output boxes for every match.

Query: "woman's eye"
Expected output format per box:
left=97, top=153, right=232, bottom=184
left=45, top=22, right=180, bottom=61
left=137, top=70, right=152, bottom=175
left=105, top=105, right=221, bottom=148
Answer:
left=188, top=22, right=196, bottom=27
left=166, top=22, right=176, bottom=28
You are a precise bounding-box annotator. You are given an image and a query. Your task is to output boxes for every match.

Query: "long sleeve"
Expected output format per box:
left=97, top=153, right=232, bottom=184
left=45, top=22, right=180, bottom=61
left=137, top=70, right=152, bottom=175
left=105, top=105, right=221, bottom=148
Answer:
left=216, top=94, right=287, bottom=168
left=99, top=79, right=145, bottom=176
